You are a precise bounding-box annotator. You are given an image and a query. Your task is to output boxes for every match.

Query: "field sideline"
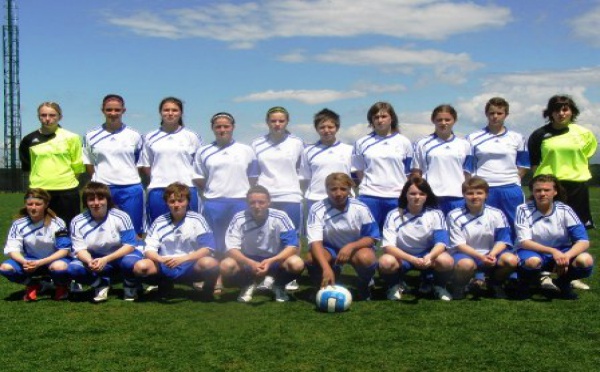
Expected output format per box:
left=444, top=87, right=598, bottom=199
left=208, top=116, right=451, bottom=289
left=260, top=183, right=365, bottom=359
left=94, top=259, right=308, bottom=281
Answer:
left=0, top=189, right=598, bottom=372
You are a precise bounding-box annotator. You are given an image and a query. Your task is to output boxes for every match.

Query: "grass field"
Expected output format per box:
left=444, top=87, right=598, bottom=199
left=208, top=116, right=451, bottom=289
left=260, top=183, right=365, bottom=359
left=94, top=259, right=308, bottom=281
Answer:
left=0, top=190, right=598, bottom=372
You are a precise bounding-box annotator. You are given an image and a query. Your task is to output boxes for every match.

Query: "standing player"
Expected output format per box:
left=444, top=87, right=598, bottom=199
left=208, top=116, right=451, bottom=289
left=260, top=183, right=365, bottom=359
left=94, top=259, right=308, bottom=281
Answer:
left=83, top=94, right=145, bottom=236
left=68, top=182, right=143, bottom=302
left=0, top=188, right=71, bottom=301
left=466, top=97, right=529, bottom=231
left=306, top=173, right=380, bottom=300
left=447, top=177, right=517, bottom=299
left=251, top=106, right=304, bottom=291
left=378, top=174, right=454, bottom=301
left=412, top=104, right=474, bottom=215
left=352, top=102, right=413, bottom=230
left=220, top=186, right=304, bottom=303
left=133, top=183, right=220, bottom=298
left=139, top=97, right=202, bottom=225
left=515, top=174, right=593, bottom=300
left=300, top=108, right=354, bottom=213
left=19, top=102, right=85, bottom=227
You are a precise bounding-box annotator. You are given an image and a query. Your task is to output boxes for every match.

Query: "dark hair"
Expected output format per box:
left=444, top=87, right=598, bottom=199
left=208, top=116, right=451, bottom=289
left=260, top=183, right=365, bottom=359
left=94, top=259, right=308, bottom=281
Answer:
left=163, top=182, right=191, bottom=202
left=247, top=185, right=271, bottom=200
left=82, top=182, right=115, bottom=210
left=210, top=112, right=235, bottom=126
left=485, top=97, right=509, bottom=115
left=159, top=96, right=184, bottom=126
left=367, top=102, right=399, bottom=132
left=102, top=94, right=125, bottom=108
left=265, top=106, right=289, bottom=122
left=431, top=104, right=457, bottom=121
left=528, top=174, right=567, bottom=203
left=543, top=95, right=580, bottom=123
left=462, top=176, right=489, bottom=194
left=314, top=108, right=340, bottom=129
left=398, top=172, right=438, bottom=210
left=17, top=188, right=57, bottom=226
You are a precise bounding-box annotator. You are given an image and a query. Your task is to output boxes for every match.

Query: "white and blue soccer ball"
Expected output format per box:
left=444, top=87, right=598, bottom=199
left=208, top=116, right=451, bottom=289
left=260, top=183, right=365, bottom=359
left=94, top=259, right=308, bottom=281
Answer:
left=315, top=285, right=352, bottom=313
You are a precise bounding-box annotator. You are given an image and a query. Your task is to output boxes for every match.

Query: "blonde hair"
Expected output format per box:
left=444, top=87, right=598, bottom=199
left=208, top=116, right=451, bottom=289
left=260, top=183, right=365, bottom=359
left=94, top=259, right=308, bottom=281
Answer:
left=37, top=102, right=63, bottom=120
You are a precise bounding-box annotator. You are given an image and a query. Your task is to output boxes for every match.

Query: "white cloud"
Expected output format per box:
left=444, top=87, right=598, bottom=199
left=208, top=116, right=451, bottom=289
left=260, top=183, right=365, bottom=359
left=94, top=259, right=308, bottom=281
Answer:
left=105, top=0, right=511, bottom=47
left=570, top=4, right=600, bottom=47
left=234, top=84, right=405, bottom=104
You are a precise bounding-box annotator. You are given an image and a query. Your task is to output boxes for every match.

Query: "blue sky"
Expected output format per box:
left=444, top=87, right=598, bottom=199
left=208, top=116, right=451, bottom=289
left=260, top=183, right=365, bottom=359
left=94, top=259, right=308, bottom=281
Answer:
left=8, top=0, right=600, bottom=162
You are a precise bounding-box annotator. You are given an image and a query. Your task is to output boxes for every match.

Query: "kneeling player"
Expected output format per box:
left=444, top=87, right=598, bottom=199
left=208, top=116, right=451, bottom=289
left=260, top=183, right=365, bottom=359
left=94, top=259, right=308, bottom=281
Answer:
left=220, top=185, right=304, bottom=303
left=447, top=177, right=518, bottom=299
left=306, top=173, right=380, bottom=300
left=133, top=183, right=219, bottom=299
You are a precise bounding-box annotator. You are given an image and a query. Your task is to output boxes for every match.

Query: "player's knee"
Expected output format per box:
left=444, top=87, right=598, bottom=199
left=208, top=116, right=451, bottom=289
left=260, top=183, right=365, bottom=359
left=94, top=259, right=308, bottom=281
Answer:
left=133, top=259, right=152, bottom=276
left=219, top=258, right=238, bottom=276
left=284, top=255, right=304, bottom=273
left=455, top=259, right=475, bottom=273
left=198, top=256, right=219, bottom=270
left=499, top=253, right=518, bottom=268
left=434, top=253, right=454, bottom=271
left=353, top=248, right=376, bottom=266
left=574, top=252, right=593, bottom=268
left=0, top=263, right=14, bottom=272
left=378, top=254, right=399, bottom=273
left=523, top=257, right=541, bottom=269
left=49, top=260, right=68, bottom=271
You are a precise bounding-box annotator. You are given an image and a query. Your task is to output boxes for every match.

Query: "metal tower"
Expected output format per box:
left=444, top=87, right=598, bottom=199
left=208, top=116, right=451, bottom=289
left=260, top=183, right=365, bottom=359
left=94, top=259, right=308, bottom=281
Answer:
left=3, top=0, right=21, bottom=171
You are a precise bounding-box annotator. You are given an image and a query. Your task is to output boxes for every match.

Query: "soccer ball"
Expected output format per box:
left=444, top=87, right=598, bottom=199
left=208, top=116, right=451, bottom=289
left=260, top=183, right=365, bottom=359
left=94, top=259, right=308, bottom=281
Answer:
left=315, top=285, right=352, bottom=313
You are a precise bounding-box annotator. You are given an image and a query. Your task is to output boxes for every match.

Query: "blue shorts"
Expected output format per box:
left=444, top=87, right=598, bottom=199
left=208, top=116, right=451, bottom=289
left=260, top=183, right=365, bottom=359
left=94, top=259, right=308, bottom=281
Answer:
left=517, top=247, right=569, bottom=272
left=399, top=251, right=430, bottom=273
left=486, top=183, right=524, bottom=229
left=438, top=197, right=464, bottom=215
left=109, top=183, right=145, bottom=235
left=271, top=201, right=303, bottom=235
left=203, top=198, right=247, bottom=255
left=1, top=256, right=71, bottom=276
left=358, top=195, right=397, bottom=231
left=453, top=250, right=513, bottom=271
left=158, top=261, right=202, bottom=283
left=147, top=186, right=199, bottom=226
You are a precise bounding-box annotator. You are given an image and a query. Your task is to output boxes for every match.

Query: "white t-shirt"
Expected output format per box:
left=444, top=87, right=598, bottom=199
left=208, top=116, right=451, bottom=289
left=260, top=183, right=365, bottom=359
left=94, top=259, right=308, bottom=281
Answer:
left=300, top=141, right=354, bottom=201
left=447, top=205, right=511, bottom=255
left=70, top=209, right=136, bottom=256
left=382, top=207, right=448, bottom=256
left=144, top=211, right=215, bottom=257
left=4, top=216, right=70, bottom=258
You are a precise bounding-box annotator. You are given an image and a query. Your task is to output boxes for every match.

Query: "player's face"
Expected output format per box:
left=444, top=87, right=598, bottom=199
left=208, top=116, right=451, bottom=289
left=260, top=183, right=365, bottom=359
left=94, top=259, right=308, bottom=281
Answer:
left=532, top=181, right=557, bottom=209
left=247, top=193, right=270, bottom=220
left=371, top=110, right=392, bottom=136
left=316, top=120, right=338, bottom=145
left=25, top=197, right=47, bottom=223
left=267, top=112, right=288, bottom=136
left=167, top=194, right=189, bottom=222
left=406, top=185, right=427, bottom=212
left=327, top=182, right=351, bottom=210
left=464, top=188, right=487, bottom=213
left=86, top=194, right=108, bottom=220
left=161, top=102, right=182, bottom=128
left=551, top=106, right=573, bottom=126
left=212, top=117, right=234, bottom=143
left=102, top=99, right=126, bottom=126
left=486, top=105, right=507, bottom=128
left=433, top=112, right=455, bottom=139
left=38, top=106, right=60, bottom=132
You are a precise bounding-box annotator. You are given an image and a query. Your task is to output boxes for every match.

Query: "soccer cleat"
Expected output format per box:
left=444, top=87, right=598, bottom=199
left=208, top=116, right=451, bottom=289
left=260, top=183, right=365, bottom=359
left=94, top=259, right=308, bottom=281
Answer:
left=257, top=276, right=275, bottom=291
left=557, top=280, right=579, bottom=300
left=123, top=286, right=139, bottom=301
left=492, top=284, right=508, bottom=299
left=70, top=281, right=85, bottom=293
left=540, top=275, right=560, bottom=292
left=284, top=279, right=299, bottom=292
left=433, top=285, right=452, bottom=301
left=144, top=285, right=159, bottom=294
left=468, top=278, right=486, bottom=296
left=570, top=279, right=590, bottom=290
left=386, top=284, right=403, bottom=301
left=418, top=280, right=433, bottom=295
left=23, top=284, right=41, bottom=302
left=273, top=285, right=290, bottom=302
left=54, top=285, right=69, bottom=301
left=39, top=279, right=55, bottom=294
left=237, top=283, right=256, bottom=303
left=93, top=286, right=110, bottom=302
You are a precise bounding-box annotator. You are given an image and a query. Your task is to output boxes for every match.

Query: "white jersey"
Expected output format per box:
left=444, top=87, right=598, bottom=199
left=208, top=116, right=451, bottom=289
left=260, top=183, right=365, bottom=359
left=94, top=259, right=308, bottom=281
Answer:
left=139, top=127, right=202, bottom=189
left=225, top=208, right=298, bottom=258
left=4, top=216, right=70, bottom=259
left=514, top=201, right=588, bottom=249
left=412, top=134, right=473, bottom=198
left=83, top=124, right=143, bottom=186
left=466, top=127, right=529, bottom=187
left=70, top=209, right=136, bottom=256
left=447, top=205, right=512, bottom=255
left=144, top=211, right=215, bottom=257
left=382, top=207, right=448, bottom=256
left=194, top=141, right=258, bottom=199
left=251, top=134, right=304, bottom=203
left=352, top=132, right=413, bottom=198
left=300, top=141, right=354, bottom=201
left=306, top=198, right=380, bottom=250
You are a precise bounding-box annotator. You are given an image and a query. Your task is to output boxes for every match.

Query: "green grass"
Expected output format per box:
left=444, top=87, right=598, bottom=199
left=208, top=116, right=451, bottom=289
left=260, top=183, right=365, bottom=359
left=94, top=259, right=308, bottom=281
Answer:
left=0, top=190, right=598, bottom=371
